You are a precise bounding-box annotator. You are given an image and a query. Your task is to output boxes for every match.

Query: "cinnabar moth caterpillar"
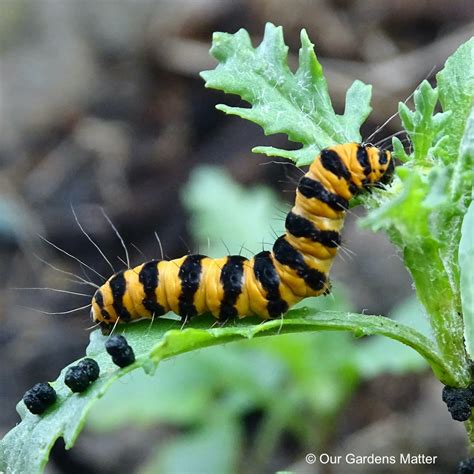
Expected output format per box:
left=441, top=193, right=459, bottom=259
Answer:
left=91, top=143, right=394, bottom=329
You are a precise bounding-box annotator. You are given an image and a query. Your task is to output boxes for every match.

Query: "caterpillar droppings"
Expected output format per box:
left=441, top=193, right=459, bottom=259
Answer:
left=105, top=335, right=136, bottom=367
left=64, top=358, right=100, bottom=393
left=23, top=383, right=57, bottom=415
left=91, top=143, right=394, bottom=329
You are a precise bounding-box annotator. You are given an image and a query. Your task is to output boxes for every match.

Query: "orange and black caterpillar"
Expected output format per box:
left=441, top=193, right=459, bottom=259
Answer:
left=91, top=143, right=394, bottom=329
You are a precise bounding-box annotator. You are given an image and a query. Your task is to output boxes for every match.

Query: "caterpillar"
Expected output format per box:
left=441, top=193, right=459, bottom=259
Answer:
left=91, top=143, right=394, bottom=329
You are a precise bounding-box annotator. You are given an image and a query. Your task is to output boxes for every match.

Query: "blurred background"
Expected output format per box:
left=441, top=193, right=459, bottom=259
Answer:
left=1, top=1, right=473, bottom=473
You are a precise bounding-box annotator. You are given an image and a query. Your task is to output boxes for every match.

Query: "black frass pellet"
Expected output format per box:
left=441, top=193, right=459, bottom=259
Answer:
left=23, top=382, right=57, bottom=415
left=105, top=335, right=135, bottom=368
left=65, top=358, right=100, bottom=393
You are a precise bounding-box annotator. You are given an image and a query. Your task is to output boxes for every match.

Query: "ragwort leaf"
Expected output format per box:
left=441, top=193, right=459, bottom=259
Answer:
left=201, top=23, right=371, bottom=165
left=437, top=37, right=474, bottom=161
left=0, top=310, right=452, bottom=474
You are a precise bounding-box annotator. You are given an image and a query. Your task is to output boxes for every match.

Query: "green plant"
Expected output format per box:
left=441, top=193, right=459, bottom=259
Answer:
left=1, top=24, right=472, bottom=473
left=82, top=166, right=429, bottom=473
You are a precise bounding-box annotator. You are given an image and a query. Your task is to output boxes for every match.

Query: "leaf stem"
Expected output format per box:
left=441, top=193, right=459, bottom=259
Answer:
left=149, top=310, right=456, bottom=386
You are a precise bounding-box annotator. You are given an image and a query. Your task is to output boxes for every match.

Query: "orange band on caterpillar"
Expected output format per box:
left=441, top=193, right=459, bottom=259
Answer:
left=91, top=143, right=393, bottom=328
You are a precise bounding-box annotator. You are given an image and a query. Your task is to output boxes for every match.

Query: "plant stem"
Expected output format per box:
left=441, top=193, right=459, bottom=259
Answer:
left=404, top=247, right=471, bottom=386
left=466, top=417, right=474, bottom=455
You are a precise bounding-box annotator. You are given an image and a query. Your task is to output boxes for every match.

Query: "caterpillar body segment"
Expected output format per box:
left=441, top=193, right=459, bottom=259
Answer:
left=91, top=143, right=393, bottom=328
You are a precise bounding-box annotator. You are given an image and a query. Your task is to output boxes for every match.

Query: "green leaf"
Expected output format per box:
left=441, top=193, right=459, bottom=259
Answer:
left=458, top=108, right=474, bottom=359
left=200, top=23, right=371, bottom=165
left=460, top=201, right=474, bottom=359
left=362, top=162, right=471, bottom=384
left=392, top=136, right=410, bottom=162
left=451, top=104, right=474, bottom=204
left=437, top=37, right=474, bottom=161
left=362, top=167, right=431, bottom=246
left=0, top=309, right=453, bottom=474
left=397, top=80, right=451, bottom=164
left=364, top=49, right=474, bottom=384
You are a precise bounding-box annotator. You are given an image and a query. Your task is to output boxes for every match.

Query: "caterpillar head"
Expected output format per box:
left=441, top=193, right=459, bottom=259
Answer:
left=90, top=286, right=117, bottom=329
left=365, top=146, right=394, bottom=185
